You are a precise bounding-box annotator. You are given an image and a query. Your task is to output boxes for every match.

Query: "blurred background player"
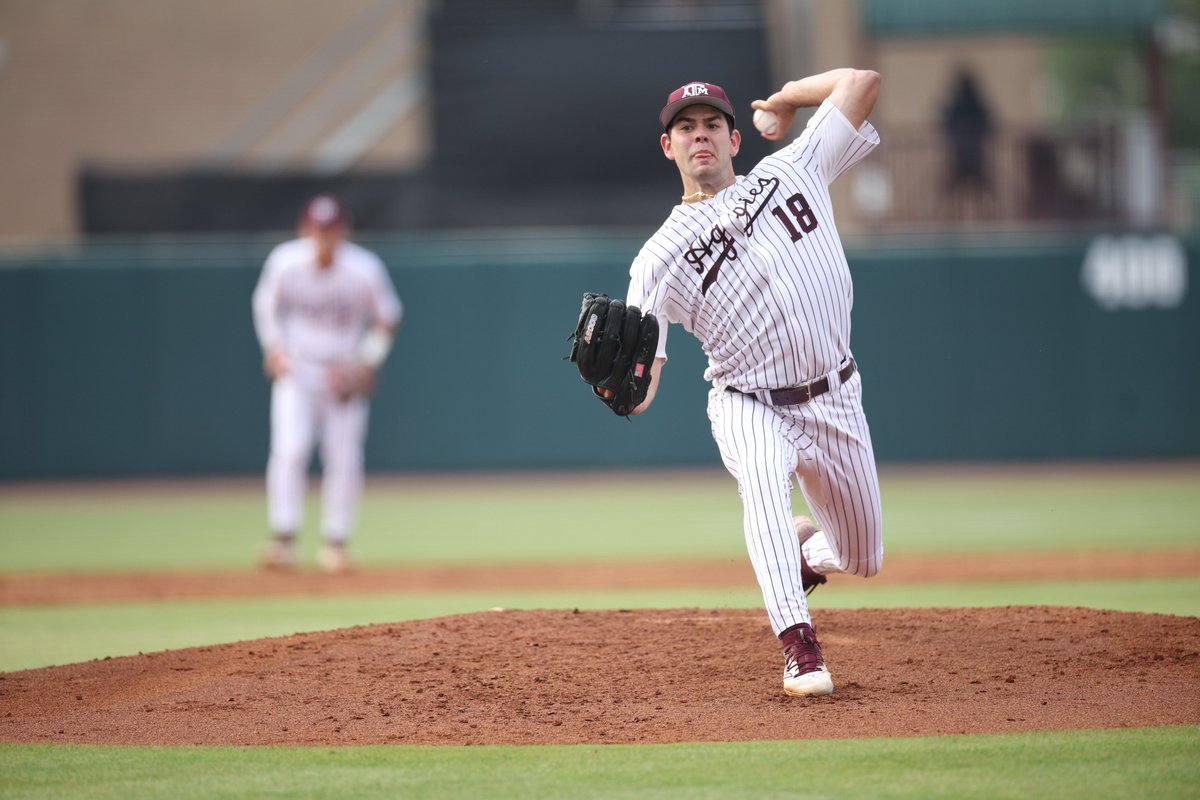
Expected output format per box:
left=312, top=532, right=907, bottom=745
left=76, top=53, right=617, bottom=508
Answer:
left=251, top=194, right=403, bottom=573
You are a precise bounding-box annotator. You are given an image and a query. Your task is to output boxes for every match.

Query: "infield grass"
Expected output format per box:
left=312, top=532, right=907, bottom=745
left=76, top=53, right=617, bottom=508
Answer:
left=1, top=465, right=1199, bottom=671
left=1, top=726, right=1197, bottom=800
left=1, top=464, right=1197, bottom=573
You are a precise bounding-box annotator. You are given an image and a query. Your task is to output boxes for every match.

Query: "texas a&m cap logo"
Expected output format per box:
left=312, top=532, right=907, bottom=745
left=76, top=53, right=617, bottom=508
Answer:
left=659, top=81, right=736, bottom=131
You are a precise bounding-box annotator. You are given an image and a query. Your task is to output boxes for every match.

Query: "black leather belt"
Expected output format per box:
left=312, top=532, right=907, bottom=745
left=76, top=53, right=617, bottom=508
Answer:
left=727, top=358, right=856, bottom=406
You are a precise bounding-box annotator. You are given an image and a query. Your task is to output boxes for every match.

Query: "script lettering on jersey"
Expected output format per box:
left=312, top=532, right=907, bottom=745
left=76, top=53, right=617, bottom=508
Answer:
left=685, top=177, right=780, bottom=295
left=288, top=294, right=358, bottom=329
left=685, top=225, right=737, bottom=296
left=730, top=176, right=780, bottom=237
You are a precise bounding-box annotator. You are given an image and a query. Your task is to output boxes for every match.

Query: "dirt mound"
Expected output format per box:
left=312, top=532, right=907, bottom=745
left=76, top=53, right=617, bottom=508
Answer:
left=2, top=607, right=1197, bottom=745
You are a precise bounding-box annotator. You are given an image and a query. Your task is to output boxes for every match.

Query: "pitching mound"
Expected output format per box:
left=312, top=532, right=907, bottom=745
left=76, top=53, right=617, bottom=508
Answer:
left=1, top=606, right=1197, bottom=745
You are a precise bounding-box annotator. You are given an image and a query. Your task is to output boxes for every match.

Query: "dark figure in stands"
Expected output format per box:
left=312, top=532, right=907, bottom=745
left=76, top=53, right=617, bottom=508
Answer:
left=940, top=69, right=993, bottom=219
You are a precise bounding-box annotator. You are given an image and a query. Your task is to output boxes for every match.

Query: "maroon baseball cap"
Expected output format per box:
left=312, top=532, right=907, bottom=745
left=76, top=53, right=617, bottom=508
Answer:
left=659, top=81, right=736, bottom=131
left=299, top=194, right=350, bottom=229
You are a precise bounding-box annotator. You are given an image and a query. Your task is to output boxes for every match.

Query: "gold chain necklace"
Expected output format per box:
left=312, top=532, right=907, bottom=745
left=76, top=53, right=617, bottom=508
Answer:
left=681, top=190, right=715, bottom=204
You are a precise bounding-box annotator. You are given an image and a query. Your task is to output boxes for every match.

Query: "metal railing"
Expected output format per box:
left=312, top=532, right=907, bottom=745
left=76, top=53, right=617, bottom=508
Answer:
left=858, top=124, right=1150, bottom=229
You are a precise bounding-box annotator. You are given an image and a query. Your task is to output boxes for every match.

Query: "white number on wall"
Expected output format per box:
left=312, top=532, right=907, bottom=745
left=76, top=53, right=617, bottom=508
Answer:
left=1082, top=235, right=1188, bottom=310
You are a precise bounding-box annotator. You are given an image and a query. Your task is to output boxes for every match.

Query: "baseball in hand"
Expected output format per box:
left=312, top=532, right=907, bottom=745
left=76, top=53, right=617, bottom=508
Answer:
left=753, top=109, right=778, bottom=136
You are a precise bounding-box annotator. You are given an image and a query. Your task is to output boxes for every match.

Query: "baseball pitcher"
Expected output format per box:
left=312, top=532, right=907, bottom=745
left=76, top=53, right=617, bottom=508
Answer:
left=570, top=70, right=885, bottom=696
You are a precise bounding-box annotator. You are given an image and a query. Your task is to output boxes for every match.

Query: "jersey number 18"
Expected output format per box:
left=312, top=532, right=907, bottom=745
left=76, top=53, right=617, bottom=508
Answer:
left=769, top=193, right=819, bottom=241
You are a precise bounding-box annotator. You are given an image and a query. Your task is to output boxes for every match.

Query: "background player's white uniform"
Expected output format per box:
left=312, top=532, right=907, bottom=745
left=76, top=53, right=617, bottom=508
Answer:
left=252, top=237, right=403, bottom=547
left=628, top=98, right=884, bottom=635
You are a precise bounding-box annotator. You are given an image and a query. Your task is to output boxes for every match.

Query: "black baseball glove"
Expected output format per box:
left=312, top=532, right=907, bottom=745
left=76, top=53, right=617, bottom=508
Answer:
left=568, top=292, right=659, bottom=417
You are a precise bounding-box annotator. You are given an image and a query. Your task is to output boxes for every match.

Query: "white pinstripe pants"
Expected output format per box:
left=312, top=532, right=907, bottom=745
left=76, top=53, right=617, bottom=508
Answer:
left=707, top=371, right=884, bottom=634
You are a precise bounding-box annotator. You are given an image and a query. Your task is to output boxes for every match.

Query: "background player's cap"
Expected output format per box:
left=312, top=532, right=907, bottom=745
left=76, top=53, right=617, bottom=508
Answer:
left=299, top=194, right=350, bottom=229
left=659, top=82, right=736, bottom=131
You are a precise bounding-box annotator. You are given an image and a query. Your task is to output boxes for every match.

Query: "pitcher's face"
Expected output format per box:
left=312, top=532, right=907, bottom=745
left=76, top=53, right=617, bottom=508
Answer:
left=661, top=104, right=741, bottom=186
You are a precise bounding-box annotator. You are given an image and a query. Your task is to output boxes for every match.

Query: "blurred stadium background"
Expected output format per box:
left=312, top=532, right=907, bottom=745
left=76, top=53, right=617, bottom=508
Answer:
left=0, top=0, right=1197, bottom=479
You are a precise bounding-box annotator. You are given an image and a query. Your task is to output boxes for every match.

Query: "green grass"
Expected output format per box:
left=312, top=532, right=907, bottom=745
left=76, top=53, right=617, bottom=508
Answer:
left=2, top=726, right=1197, bottom=799
left=2, top=465, right=1198, bottom=573
left=880, top=467, right=1200, bottom=553
left=0, top=474, right=746, bottom=572
left=1, top=465, right=1198, bottom=671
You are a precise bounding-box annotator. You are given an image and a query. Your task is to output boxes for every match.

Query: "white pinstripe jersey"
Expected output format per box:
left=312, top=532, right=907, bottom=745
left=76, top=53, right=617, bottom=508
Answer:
left=252, top=238, right=403, bottom=365
left=627, top=98, right=879, bottom=391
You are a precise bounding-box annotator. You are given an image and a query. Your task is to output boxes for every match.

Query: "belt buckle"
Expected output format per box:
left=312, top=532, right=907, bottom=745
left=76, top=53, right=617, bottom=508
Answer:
left=775, top=381, right=811, bottom=406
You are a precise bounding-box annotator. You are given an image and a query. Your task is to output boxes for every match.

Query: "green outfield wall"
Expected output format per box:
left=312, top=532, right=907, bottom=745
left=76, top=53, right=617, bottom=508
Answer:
left=0, top=230, right=1195, bottom=478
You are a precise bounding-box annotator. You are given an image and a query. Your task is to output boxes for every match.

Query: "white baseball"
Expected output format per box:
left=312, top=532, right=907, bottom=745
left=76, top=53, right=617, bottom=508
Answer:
left=753, top=109, right=778, bottom=136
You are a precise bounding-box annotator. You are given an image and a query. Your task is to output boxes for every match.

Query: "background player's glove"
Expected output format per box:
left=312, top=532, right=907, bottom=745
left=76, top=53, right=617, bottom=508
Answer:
left=327, top=363, right=377, bottom=402
left=568, top=292, right=659, bottom=417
